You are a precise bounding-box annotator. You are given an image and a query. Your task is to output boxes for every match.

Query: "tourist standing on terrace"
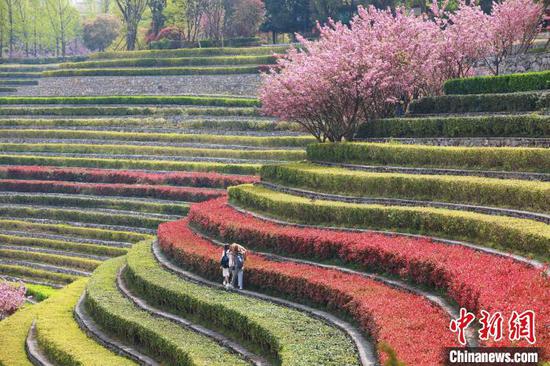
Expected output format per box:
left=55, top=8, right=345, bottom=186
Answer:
left=230, top=243, right=247, bottom=290
left=221, top=244, right=232, bottom=288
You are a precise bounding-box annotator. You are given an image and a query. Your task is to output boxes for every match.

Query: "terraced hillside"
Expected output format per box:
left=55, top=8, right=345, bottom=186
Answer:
left=0, top=94, right=313, bottom=290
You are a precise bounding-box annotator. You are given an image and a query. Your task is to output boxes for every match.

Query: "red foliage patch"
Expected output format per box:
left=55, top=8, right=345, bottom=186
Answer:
left=158, top=218, right=458, bottom=365
left=0, top=166, right=258, bottom=188
left=188, top=197, right=550, bottom=354
left=0, top=179, right=225, bottom=202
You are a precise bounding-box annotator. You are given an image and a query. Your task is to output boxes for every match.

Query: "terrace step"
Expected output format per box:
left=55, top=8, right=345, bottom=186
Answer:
left=84, top=256, right=252, bottom=365
left=29, top=279, right=137, bottom=366
left=0, top=245, right=109, bottom=261
left=0, top=258, right=92, bottom=276
left=313, top=161, right=550, bottom=181
left=43, top=65, right=263, bottom=77
left=356, top=137, right=550, bottom=147
left=0, top=192, right=190, bottom=216
left=0, top=273, right=63, bottom=289
left=228, top=184, right=550, bottom=261
left=25, top=322, right=54, bottom=366
left=132, top=243, right=366, bottom=365
left=0, top=227, right=135, bottom=247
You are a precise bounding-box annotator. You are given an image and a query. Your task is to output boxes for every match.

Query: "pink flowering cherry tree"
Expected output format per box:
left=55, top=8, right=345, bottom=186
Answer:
left=0, top=281, right=26, bottom=320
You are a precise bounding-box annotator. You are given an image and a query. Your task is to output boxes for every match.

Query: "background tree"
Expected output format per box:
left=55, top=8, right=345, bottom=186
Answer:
left=201, top=0, right=225, bottom=41
left=2, top=0, right=16, bottom=56
left=261, top=0, right=312, bottom=43
left=225, top=0, right=265, bottom=37
left=45, top=0, right=79, bottom=56
left=115, top=0, right=148, bottom=50
left=173, top=0, right=203, bottom=42
left=83, top=14, right=121, bottom=51
left=149, top=0, right=166, bottom=38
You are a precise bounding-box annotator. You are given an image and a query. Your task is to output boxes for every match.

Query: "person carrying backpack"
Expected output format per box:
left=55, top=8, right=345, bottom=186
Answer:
left=229, top=243, right=246, bottom=290
left=220, top=244, right=232, bottom=288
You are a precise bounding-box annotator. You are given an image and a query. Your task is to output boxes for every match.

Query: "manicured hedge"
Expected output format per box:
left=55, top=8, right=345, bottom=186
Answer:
left=35, top=279, right=136, bottom=366
left=127, top=241, right=359, bottom=365
left=0, top=72, right=41, bottom=78
left=0, top=87, right=17, bottom=93
left=60, top=55, right=276, bottom=69
left=0, top=56, right=86, bottom=64
left=408, top=91, right=550, bottom=114
left=0, top=233, right=127, bottom=257
left=306, top=142, right=550, bottom=173
left=0, top=218, right=151, bottom=243
left=228, top=185, right=550, bottom=260
left=0, top=95, right=259, bottom=107
left=0, top=154, right=260, bottom=175
left=0, top=205, right=167, bottom=230
left=0, top=166, right=257, bottom=188
left=159, top=219, right=457, bottom=365
left=43, top=66, right=261, bottom=77
left=85, top=256, right=250, bottom=366
left=0, top=193, right=189, bottom=216
left=89, top=46, right=288, bottom=59
left=0, top=129, right=312, bottom=147
left=444, top=71, right=550, bottom=95
left=358, top=114, right=550, bottom=138
left=0, top=106, right=258, bottom=116
left=0, top=179, right=224, bottom=203
left=0, top=143, right=306, bottom=161
left=261, top=163, right=550, bottom=213
left=188, top=197, right=550, bottom=353
left=0, top=263, right=79, bottom=284
left=25, top=283, right=57, bottom=301
left=0, top=248, right=101, bottom=271
left=0, top=79, right=39, bottom=86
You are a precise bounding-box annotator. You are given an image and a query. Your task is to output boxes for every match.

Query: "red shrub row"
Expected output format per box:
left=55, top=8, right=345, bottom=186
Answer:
left=158, top=219, right=458, bottom=365
left=188, top=198, right=550, bottom=353
left=0, top=166, right=258, bottom=188
left=0, top=179, right=225, bottom=202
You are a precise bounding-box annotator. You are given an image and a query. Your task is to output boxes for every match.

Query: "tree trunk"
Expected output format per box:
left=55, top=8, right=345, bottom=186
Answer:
left=126, top=24, right=137, bottom=50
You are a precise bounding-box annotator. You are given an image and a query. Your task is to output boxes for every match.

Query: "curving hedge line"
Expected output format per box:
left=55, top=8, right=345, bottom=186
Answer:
left=0, top=106, right=259, bottom=116
left=89, top=46, right=288, bottom=59
left=0, top=95, right=259, bottom=107
left=60, top=55, right=276, bottom=69
left=358, top=114, right=550, bottom=138
left=0, top=248, right=101, bottom=271
left=228, top=184, right=550, bottom=260
left=127, top=241, right=359, bottom=365
left=85, top=256, right=250, bottom=366
left=0, top=143, right=306, bottom=161
left=0, top=154, right=260, bottom=175
left=43, top=66, right=262, bottom=77
left=0, top=219, right=151, bottom=243
left=34, top=279, right=136, bottom=366
left=25, top=283, right=57, bottom=302
left=0, top=233, right=127, bottom=257
left=0, top=263, right=80, bottom=284
left=408, top=91, right=550, bottom=115
left=306, top=142, right=550, bottom=173
left=260, top=163, right=550, bottom=213
left=444, top=71, right=550, bottom=95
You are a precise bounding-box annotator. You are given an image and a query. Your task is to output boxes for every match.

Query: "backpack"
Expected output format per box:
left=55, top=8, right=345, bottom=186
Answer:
left=235, top=253, right=244, bottom=270
left=220, top=250, right=229, bottom=268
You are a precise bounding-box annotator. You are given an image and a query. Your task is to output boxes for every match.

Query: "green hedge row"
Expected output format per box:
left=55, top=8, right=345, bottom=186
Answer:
left=358, top=114, right=550, bottom=138
left=0, top=95, right=259, bottom=107
left=0, top=193, right=189, bottom=215
left=0, top=263, right=79, bottom=284
left=408, top=91, right=550, bottom=115
left=35, top=279, right=136, bottom=366
left=306, top=142, right=550, bottom=173
left=0, top=247, right=100, bottom=272
left=0, top=233, right=127, bottom=257
left=0, top=154, right=261, bottom=175
left=0, top=106, right=258, bottom=117
left=127, top=241, right=359, bottom=365
left=0, top=87, right=16, bottom=93
left=0, top=143, right=306, bottom=161
left=229, top=185, right=550, bottom=260
left=444, top=71, right=550, bottom=95
left=25, top=283, right=57, bottom=301
left=261, top=163, right=550, bottom=213
left=85, top=256, right=250, bottom=366
left=0, top=56, right=86, bottom=64
left=43, top=65, right=261, bottom=77
left=90, top=46, right=288, bottom=59
left=60, top=55, right=276, bottom=69
left=0, top=218, right=151, bottom=243
left=0, top=72, right=41, bottom=78
left=0, top=129, right=312, bottom=147
left=0, top=79, right=38, bottom=86
left=0, top=205, right=166, bottom=230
